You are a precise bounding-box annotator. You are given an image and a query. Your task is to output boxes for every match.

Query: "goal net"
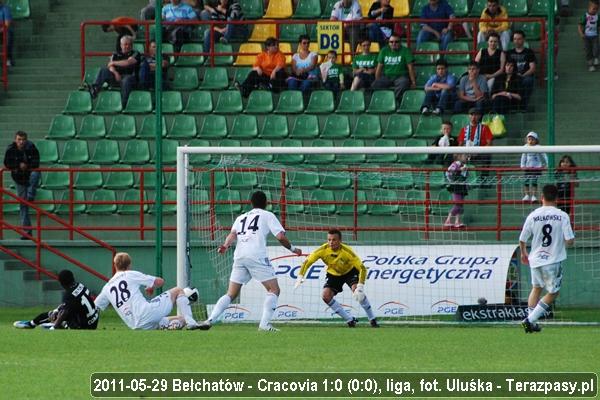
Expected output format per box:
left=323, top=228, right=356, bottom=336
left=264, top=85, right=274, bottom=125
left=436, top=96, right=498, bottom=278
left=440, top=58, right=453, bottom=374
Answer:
left=176, top=145, right=600, bottom=325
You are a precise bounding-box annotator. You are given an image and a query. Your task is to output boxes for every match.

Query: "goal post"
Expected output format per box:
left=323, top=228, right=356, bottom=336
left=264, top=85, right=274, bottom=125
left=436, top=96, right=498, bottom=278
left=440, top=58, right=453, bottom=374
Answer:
left=177, top=145, right=600, bottom=325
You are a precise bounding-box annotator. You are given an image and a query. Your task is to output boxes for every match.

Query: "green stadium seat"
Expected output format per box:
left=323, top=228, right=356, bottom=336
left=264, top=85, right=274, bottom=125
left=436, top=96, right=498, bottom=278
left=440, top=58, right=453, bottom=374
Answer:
left=448, top=65, right=466, bottom=80
left=381, top=163, right=414, bottom=189
left=282, top=189, right=304, bottom=214
left=245, top=90, right=273, bottom=114
left=232, top=67, right=253, bottom=87
left=138, top=115, right=168, bottom=139
left=107, top=115, right=136, bottom=139
left=336, top=138, right=367, bottom=164
left=161, top=91, right=183, bottom=113
left=36, top=140, right=59, bottom=164
left=183, top=90, right=213, bottom=114
left=369, top=189, right=400, bottom=215
left=445, top=42, right=471, bottom=65
left=280, top=24, right=308, bottom=42
left=229, top=115, right=258, bottom=139
left=432, top=189, right=452, bottom=215
left=305, top=139, right=335, bottom=164
left=448, top=0, right=468, bottom=16
left=398, top=90, right=426, bottom=113
left=35, top=189, right=55, bottom=213
left=196, top=170, right=227, bottom=189
left=321, top=0, right=337, bottom=18
left=415, top=115, right=443, bottom=138
left=189, top=189, right=210, bottom=213
left=74, top=165, right=104, bottom=189
left=187, top=139, right=212, bottom=165
left=307, top=23, right=317, bottom=41
left=403, top=189, right=427, bottom=214
left=367, top=90, right=396, bottom=114
left=291, top=114, right=320, bottom=139
left=60, top=140, right=89, bottom=164
left=320, top=171, right=353, bottom=189
left=415, top=41, right=439, bottom=65
left=124, top=91, right=153, bottom=114
left=305, top=90, right=335, bottom=114
left=87, top=189, right=117, bottom=214
left=399, top=138, right=429, bottom=163
left=121, top=140, right=151, bottom=164
left=414, top=170, right=447, bottom=189
left=469, top=0, right=487, bottom=15
left=148, top=189, right=176, bottom=214
left=416, top=65, right=436, bottom=88
left=336, top=90, right=365, bottom=114
left=293, top=0, right=321, bottom=18
left=321, top=114, right=350, bottom=139
left=213, top=90, right=244, bottom=114
left=93, top=91, right=123, bottom=114
left=248, top=139, right=273, bottom=162
left=41, top=170, right=70, bottom=189
left=172, top=67, right=200, bottom=90
left=198, top=114, right=228, bottom=139
left=383, top=114, right=413, bottom=138
left=410, top=0, right=428, bottom=16
left=104, top=167, right=135, bottom=189
left=504, top=0, right=528, bottom=16
left=514, top=22, right=541, bottom=40
left=215, top=139, right=242, bottom=163
left=137, top=170, right=164, bottom=190
left=215, top=189, right=242, bottom=214
left=274, top=90, right=304, bottom=114
left=63, top=91, right=92, bottom=114
left=56, top=190, right=86, bottom=214
left=152, top=139, right=179, bottom=165
left=212, top=43, right=235, bottom=66
left=198, top=67, right=228, bottom=90
left=239, top=0, right=264, bottom=18
left=174, top=43, right=205, bottom=67
left=450, top=114, right=469, bottom=136
left=353, top=115, right=381, bottom=139
left=228, top=171, right=259, bottom=189
left=168, top=114, right=197, bottom=139
left=47, top=115, right=76, bottom=140
left=260, top=114, right=288, bottom=139
left=529, top=0, right=556, bottom=16
left=274, top=139, right=304, bottom=164
left=117, top=189, right=148, bottom=214
left=287, top=170, right=320, bottom=188
left=337, top=189, right=368, bottom=215
left=77, top=115, right=106, bottom=140
left=305, top=189, right=336, bottom=214
left=366, top=139, right=398, bottom=163
left=160, top=43, right=176, bottom=65
left=83, top=67, right=100, bottom=87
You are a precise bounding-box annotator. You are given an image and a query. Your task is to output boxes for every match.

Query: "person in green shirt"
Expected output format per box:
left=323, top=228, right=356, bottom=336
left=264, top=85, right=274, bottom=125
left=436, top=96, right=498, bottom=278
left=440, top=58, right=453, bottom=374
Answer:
left=320, top=50, right=345, bottom=98
left=371, top=34, right=417, bottom=102
left=351, top=39, right=378, bottom=90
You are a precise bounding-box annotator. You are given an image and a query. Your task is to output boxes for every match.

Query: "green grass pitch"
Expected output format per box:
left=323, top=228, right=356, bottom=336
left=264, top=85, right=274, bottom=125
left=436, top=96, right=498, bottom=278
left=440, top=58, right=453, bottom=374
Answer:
left=2, top=308, right=599, bottom=399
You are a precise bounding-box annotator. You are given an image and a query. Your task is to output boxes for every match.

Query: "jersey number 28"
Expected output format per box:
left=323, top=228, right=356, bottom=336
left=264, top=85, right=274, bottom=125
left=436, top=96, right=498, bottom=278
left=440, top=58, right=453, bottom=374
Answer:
left=110, top=281, right=131, bottom=308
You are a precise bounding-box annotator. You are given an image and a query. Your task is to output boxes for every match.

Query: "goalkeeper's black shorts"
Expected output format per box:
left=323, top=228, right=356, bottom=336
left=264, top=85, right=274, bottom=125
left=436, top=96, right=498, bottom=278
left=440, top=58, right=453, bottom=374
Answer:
left=324, top=268, right=360, bottom=294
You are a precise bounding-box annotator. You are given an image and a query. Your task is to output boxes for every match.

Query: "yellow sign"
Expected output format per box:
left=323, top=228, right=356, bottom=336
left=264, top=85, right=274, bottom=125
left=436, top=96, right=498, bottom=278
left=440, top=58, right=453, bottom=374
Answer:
left=316, top=21, right=343, bottom=54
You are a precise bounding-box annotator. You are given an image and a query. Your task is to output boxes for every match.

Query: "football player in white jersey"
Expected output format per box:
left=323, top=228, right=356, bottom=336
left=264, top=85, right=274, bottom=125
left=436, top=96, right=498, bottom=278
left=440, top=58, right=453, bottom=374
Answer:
left=199, top=191, right=302, bottom=332
left=95, top=252, right=200, bottom=330
left=519, top=184, right=575, bottom=333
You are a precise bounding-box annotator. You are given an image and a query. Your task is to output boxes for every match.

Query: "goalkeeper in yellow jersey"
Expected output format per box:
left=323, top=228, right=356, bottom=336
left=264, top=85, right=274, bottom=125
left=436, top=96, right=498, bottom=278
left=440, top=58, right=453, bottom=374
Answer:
left=295, top=229, right=379, bottom=328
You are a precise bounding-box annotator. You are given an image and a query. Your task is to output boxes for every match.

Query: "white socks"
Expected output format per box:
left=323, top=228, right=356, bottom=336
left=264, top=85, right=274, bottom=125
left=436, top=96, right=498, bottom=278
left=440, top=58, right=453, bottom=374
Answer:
left=328, top=299, right=352, bottom=322
left=528, top=301, right=551, bottom=323
left=259, top=292, right=278, bottom=329
left=360, top=297, right=375, bottom=321
left=176, top=295, right=197, bottom=326
left=208, top=294, right=232, bottom=322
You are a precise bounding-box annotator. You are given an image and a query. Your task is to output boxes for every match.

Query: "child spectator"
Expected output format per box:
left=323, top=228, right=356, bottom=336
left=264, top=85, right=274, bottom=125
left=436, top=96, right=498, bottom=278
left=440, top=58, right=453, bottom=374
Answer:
left=350, top=39, right=378, bottom=90
left=429, top=120, right=457, bottom=166
left=578, top=0, right=600, bottom=72
left=520, top=131, right=548, bottom=202
left=555, top=155, right=578, bottom=216
left=445, top=153, right=469, bottom=228
left=320, top=50, right=345, bottom=98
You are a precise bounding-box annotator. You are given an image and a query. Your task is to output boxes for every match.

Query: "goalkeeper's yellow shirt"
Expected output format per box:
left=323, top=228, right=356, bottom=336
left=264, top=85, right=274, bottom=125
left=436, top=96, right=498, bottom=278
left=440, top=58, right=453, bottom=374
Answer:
left=299, top=243, right=367, bottom=284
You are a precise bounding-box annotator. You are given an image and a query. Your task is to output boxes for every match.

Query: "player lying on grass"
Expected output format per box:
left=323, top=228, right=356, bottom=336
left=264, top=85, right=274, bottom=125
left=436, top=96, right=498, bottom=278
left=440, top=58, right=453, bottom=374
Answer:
left=95, top=252, right=200, bottom=330
left=295, top=229, right=379, bottom=328
left=199, top=191, right=302, bottom=332
left=519, top=184, right=575, bottom=333
left=13, top=269, right=99, bottom=330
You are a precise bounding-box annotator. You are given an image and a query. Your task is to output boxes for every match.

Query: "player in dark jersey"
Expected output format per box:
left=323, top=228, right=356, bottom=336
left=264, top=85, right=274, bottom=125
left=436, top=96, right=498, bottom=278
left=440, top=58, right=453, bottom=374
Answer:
left=13, top=270, right=99, bottom=330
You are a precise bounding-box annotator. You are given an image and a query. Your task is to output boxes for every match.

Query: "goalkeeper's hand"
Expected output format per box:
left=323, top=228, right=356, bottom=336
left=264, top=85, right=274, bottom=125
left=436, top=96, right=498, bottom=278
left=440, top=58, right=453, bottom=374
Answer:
left=352, top=283, right=366, bottom=302
left=294, top=275, right=305, bottom=290
left=217, top=245, right=228, bottom=254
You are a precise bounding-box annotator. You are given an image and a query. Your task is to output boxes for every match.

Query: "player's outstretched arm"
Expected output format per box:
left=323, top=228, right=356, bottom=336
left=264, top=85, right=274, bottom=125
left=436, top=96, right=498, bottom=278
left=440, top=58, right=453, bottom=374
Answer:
left=218, top=231, right=237, bottom=254
left=146, top=277, right=164, bottom=295
left=275, top=232, right=302, bottom=255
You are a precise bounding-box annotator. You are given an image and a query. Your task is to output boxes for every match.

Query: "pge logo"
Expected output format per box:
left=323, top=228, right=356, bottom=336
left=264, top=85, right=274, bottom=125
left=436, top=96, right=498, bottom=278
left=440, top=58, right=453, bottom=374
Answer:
left=222, top=305, right=251, bottom=321
left=431, top=300, right=459, bottom=314
left=378, top=301, right=409, bottom=316
left=324, top=303, right=355, bottom=317
left=275, top=304, right=304, bottom=319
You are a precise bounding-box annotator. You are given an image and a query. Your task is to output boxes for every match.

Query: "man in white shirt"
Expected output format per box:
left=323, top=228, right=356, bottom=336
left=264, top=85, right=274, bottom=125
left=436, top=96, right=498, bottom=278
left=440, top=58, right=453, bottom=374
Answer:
left=331, top=0, right=364, bottom=52
left=518, top=184, right=575, bottom=333
left=95, top=252, right=200, bottom=330
left=199, top=191, right=302, bottom=332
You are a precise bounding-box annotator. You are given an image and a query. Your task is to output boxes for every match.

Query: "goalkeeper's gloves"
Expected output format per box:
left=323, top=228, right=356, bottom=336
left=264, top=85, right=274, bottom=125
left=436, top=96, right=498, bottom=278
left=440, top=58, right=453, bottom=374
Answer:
left=352, top=283, right=366, bottom=302
left=294, top=275, right=305, bottom=290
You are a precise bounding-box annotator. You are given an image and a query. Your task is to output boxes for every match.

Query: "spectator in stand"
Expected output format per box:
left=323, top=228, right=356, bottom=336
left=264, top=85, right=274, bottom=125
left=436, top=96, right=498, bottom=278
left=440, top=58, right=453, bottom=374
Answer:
left=520, top=131, right=547, bottom=202
left=490, top=60, right=523, bottom=114
left=453, top=61, right=488, bottom=114
left=421, top=58, right=456, bottom=116
left=555, top=155, right=578, bottom=216
left=429, top=120, right=457, bottom=166
left=162, top=0, right=198, bottom=51
left=416, top=0, right=455, bottom=51
left=474, top=32, right=506, bottom=91
left=457, top=108, right=493, bottom=187
left=0, top=0, right=14, bottom=67
left=367, top=0, right=394, bottom=48
left=350, top=38, right=378, bottom=90
left=371, top=34, right=416, bottom=103
left=477, top=0, right=511, bottom=51
left=236, top=37, right=287, bottom=97
left=320, top=50, right=345, bottom=98
left=203, top=0, right=246, bottom=53
left=185, top=0, right=204, bottom=16
left=89, top=35, right=142, bottom=108
left=139, top=40, right=170, bottom=89
left=445, top=153, right=469, bottom=228
left=578, top=0, right=600, bottom=72
left=140, top=0, right=170, bottom=20
left=330, top=0, right=364, bottom=52
left=506, top=30, right=536, bottom=110
left=102, top=16, right=139, bottom=53
left=287, top=34, right=319, bottom=94
left=3, top=131, right=40, bottom=239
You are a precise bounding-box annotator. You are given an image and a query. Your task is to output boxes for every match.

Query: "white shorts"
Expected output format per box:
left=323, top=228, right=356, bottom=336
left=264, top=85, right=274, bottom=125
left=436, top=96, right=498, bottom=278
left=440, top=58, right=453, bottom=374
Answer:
left=531, top=262, right=563, bottom=294
left=230, top=257, right=276, bottom=284
left=137, top=291, right=174, bottom=330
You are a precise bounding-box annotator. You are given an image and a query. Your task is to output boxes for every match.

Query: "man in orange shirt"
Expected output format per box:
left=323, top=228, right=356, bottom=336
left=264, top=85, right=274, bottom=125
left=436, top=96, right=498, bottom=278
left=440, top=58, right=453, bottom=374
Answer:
left=102, top=16, right=139, bottom=53
left=237, top=37, right=287, bottom=97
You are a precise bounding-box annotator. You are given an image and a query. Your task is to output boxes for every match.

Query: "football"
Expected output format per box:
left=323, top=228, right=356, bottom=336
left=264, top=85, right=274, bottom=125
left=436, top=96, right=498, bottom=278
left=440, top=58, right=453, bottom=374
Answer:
left=183, top=287, right=199, bottom=303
